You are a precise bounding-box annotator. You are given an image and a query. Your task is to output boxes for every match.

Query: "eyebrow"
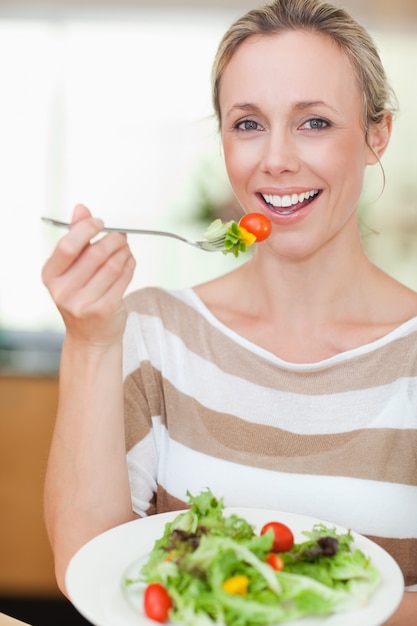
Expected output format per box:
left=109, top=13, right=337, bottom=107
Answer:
left=293, top=100, right=338, bottom=114
left=226, top=100, right=339, bottom=116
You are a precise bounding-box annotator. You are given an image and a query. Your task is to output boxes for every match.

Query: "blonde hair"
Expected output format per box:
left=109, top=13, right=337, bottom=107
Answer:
left=212, top=0, right=397, bottom=135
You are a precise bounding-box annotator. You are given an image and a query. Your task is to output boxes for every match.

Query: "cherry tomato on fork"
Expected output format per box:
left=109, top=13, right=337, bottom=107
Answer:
left=239, top=213, right=272, bottom=242
left=260, top=521, right=294, bottom=553
left=143, top=582, right=172, bottom=623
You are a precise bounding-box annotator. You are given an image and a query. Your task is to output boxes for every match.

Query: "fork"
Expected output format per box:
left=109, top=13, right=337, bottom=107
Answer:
left=41, top=217, right=226, bottom=252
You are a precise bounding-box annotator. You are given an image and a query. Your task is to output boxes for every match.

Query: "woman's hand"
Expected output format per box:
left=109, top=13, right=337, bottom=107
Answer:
left=42, top=203, right=136, bottom=347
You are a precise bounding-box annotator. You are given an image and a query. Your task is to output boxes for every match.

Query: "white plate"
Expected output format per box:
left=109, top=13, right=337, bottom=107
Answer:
left=66, top=508, right=404, bottom=626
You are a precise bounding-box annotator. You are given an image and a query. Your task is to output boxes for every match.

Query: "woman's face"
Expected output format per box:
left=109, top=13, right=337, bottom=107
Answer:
left=218, top=31, right=388, bottom=260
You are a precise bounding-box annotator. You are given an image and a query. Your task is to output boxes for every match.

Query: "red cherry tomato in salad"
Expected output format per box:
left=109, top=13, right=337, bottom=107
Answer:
left=261, top=521, right=294, bottom=553
left=266, top=553, right=285, bottom=571
left=144, top=582, right=172, bottom=623
left=239, top=213, right=272, bottom=242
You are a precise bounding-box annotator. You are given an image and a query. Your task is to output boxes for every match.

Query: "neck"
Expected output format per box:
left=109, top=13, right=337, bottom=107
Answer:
left=241, top=231, right=373, bottom=327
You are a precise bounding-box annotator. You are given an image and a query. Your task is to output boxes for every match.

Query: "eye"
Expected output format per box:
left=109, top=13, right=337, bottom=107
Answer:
left=301, top=118, right=330, bottom=130
left=235, top=119, right=262, bottom=132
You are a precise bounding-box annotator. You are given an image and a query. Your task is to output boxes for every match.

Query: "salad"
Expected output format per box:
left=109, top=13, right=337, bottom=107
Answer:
left=125, top=490, right=381, bottom=625
left=203, top=213, right=272, bottom=257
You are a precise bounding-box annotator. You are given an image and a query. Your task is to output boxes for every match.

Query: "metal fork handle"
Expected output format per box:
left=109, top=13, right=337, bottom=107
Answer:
left=42, top=217, right=191, bottom=241
left=103, top=226, right=194, bottom=244
left=41, top=216, right=223, bottom=251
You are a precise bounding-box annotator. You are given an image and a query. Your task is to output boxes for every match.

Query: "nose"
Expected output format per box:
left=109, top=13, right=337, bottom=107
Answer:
left=260, top=128, right=300, bottom=176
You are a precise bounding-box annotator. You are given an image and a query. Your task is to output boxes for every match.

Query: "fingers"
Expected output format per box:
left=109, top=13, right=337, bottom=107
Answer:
left=76, top=251, right=137, bottom=332
left=41, top=206, right=136, bottom=342
left=53, top=228, right=128, bottom=293
left=71, top=203, right=94, bottom=224
left=56, top=238, right=136, bottom=320
left=42, top=214, right=105, bottom=282
left=86, top=241, right=136, bottom=303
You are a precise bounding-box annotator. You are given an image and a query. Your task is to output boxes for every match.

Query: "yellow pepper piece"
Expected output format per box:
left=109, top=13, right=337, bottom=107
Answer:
left=222, top=575, right=249, bottom=595
left=238, top=226, right=257, bottom=246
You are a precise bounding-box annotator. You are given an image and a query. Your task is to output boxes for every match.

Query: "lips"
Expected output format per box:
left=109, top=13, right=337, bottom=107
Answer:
left=261, top=190, right=320, bottom=215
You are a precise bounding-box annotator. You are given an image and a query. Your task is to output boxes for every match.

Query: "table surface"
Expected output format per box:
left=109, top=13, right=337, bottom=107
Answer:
left=0, top=613, right=31, bottom=626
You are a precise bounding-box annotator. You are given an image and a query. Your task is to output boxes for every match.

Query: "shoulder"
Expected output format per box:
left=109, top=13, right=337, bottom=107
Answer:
left=124, top=286, right=209, bottom=330
left=381, top=277, right=417, bottom=327
left=124, top=286, right=187, bottom=315
left=367, top=265, right=417, bottom=326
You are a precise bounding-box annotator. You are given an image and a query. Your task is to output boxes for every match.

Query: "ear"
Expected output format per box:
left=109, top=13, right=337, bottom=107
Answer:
left=366, top=112, right=392, bottom=165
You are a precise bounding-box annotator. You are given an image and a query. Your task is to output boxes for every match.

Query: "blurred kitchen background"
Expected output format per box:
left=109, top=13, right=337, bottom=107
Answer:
left=0, top=0, right=416, bottom=624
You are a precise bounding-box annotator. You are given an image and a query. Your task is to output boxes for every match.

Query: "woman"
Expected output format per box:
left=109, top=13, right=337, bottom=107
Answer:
left=42, top=0, right=417, bottom=622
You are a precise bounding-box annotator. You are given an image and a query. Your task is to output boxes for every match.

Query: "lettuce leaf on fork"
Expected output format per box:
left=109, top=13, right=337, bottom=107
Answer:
left=203, top=219, right=256, bottom=257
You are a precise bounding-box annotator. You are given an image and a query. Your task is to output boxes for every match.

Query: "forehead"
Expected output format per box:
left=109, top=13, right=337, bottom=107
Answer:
left=219, top=30, right=361, bottom=114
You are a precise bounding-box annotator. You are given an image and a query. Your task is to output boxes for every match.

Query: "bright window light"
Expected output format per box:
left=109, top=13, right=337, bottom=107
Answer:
left=0, top=10, right=416, bottom=334
left=0, top=10, right=239, bottom=332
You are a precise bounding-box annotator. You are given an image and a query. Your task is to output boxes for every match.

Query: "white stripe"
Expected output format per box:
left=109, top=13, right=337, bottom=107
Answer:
left=156, top=437, right=417, bottom=539
left=125, top=312, right=417, bottom=434
left=127, top=431, right=158, bottom=517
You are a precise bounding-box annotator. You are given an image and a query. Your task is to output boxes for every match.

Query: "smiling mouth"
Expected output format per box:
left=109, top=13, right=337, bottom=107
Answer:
left=261, top=189, right=320, bottom=215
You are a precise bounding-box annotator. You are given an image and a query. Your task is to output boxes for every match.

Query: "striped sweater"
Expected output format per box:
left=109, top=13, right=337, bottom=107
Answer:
left=123, top=286, right=417, bottom=588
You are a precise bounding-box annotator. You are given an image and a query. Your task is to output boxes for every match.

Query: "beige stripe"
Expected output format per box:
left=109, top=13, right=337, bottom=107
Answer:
left=124, top=361, right=160, bottom=451
left=162, top=377, right=417, bottom=486
left=147, top=486, right=417, bottom=587
left=365, top=534, right=417, bottom=587
left=125, top=287, right=417, bottom=394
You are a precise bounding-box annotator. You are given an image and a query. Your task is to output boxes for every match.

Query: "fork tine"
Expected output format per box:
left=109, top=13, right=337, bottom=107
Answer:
left=206, top=240, right=226, bottom=247
left=199, top=238, right=227, bottom=250
left=198, top=241, right=225, bottom=252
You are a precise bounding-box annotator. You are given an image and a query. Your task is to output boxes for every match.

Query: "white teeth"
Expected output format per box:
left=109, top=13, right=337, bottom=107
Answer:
left=262, top=190, right=319, bottom=209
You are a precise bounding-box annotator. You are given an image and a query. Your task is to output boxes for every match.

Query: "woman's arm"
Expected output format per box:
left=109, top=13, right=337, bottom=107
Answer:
left=42, top=204, right=137, bottom=595
left=384, top=591, right=416, bottom=625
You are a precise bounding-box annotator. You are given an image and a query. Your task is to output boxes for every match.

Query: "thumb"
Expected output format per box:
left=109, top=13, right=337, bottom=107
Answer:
left=71, top=203, right=93, bottom=224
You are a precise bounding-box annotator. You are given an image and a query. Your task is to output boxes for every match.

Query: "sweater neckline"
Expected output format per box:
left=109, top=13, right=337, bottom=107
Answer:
left=181, top=287, right=417, bottom=370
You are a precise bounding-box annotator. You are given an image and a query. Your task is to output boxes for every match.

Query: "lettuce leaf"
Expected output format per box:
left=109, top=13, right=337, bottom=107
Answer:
left=203, top=219, right=251, bottom=257
left=130, top=489, right=381, bottom=625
